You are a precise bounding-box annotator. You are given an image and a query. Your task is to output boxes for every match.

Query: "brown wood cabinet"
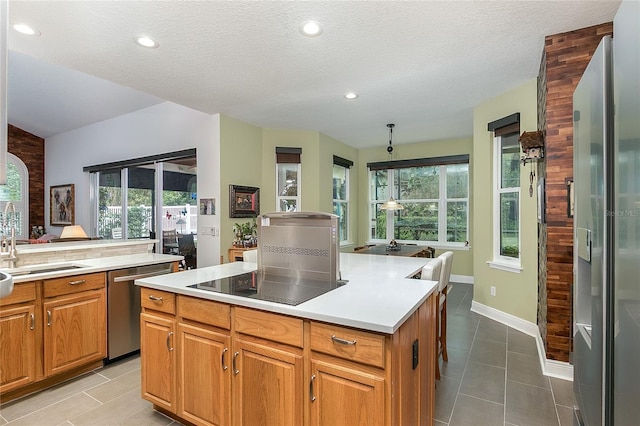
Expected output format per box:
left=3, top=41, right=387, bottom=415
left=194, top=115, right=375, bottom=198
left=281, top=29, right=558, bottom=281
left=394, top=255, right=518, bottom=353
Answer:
left=0, top=282, right=37, bottom=394
left=140, top=290, right=436, bottom=426
left=0, top=273, right=108, bottom=401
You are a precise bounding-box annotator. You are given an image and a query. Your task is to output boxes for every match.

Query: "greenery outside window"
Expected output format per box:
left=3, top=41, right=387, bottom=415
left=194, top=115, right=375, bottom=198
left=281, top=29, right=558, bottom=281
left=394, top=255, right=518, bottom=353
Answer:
left=368, top=157, right=469, bottom=245
left=0, top=154, right=29, bottom=239
left=332, top=156, right=352, bottom=244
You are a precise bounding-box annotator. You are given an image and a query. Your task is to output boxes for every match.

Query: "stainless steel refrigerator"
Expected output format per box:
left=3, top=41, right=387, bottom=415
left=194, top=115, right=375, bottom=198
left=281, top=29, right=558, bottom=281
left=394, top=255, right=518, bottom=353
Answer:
left=572, top=1, right=640, bottom=424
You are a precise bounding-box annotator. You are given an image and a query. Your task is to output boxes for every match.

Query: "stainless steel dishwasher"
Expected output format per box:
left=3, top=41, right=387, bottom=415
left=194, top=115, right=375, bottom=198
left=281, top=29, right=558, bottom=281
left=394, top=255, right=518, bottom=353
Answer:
left=106, top=263, right=174, bottom=362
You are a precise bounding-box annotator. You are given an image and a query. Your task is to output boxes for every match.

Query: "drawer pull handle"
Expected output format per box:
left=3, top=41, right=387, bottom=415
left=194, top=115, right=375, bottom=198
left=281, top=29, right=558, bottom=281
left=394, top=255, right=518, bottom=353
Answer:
left=232, top=351, right=239, bottom=375
left=30, top=313, right=35, bottom=330
left=310, top=374, right=316, bottom=402
left=221, top=348, right=228, bottom=371
left=47, top=310, right=51, bottom=326
left=68, top=279, right=86, bottom=285
left=148, top=295, right=163, bottom=302
left=166, top=331, right=174, bottom=352
left=331, top=335, right=357, bottom=346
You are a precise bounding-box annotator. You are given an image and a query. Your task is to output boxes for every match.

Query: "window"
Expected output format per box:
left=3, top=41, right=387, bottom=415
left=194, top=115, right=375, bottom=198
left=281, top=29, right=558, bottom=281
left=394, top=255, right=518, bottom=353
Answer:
left=0, top=153, right=29, bottom=239
left=488, top=112, right=521, bottom=271
left=367, top=156, right=469, bottom=245
left=86, top=149, right=197, bottom=256
left=276, top=147, right=301, bottom=212
left=332, top=156, right=353, bottom=244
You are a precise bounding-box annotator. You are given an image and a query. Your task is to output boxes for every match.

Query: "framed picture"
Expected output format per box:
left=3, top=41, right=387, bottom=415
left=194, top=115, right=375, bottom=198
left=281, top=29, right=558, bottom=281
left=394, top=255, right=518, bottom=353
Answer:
left=200, top=198, right=216, bottom=215
left=50, top=184, right=75, bottom=226
left=229, top=185, right=260, bottom=218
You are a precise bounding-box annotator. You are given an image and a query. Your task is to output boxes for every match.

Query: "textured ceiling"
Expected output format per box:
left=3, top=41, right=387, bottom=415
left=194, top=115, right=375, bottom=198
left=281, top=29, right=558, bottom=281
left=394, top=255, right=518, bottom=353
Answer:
left=7, top=0, right=621, bottom=149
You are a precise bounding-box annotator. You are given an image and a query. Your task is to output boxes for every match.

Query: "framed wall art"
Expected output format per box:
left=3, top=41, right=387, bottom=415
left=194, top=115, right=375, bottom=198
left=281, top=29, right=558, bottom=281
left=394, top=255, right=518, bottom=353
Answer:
left=229, top=185, right=260, bottom=218
left=50, top=184, right=75, bottom=226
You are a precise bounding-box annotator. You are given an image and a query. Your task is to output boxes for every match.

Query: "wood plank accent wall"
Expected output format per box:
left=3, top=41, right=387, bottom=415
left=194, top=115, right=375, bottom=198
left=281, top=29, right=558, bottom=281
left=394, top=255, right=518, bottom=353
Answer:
left=8, top=125, right=45, bottom=233
left=538, top=23, right=613, bottom=361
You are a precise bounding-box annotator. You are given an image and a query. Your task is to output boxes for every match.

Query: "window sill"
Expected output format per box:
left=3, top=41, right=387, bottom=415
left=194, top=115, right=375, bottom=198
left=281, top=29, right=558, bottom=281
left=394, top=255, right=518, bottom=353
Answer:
left=487, top=260, right=522, bottom=274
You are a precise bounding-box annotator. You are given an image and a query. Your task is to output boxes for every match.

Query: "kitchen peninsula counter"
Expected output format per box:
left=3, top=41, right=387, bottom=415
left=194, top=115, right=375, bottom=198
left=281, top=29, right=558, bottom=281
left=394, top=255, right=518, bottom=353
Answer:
left=136, top=253, right=437, bottom=334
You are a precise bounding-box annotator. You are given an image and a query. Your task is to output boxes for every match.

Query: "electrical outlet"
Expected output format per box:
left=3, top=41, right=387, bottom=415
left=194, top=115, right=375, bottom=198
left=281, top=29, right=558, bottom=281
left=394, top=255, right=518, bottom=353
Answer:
left=490, top=286, right=496, bottom=296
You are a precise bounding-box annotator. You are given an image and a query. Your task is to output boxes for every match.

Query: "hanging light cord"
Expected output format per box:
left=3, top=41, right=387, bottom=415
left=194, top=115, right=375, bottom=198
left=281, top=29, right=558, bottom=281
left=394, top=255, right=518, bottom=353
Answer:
left=387, top=123, right=395, bottom=157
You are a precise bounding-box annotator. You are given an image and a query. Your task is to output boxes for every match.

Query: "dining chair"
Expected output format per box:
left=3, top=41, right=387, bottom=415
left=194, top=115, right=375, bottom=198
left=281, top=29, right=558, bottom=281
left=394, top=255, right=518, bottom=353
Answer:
left=420, top=257, right=443, bottom=378
left=178, top=233, right=197, bottom=269
left=435, top=251, right=454, bottom=380
left=162, top=229, right=179, bottom=254
left=242, top=249, right=257, bottom=262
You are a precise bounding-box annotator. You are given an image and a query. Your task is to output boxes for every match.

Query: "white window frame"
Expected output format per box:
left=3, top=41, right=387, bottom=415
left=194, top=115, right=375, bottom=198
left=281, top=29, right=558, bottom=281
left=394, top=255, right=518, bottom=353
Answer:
left=489, top=134, right=522, bottom=273
left=368, top=164, right=469, bottom=247
left=0, top=153, right=29, bottom=239
left=276, top=162, right=301, bottom=212
left=333, top=163, right=350, bottom=245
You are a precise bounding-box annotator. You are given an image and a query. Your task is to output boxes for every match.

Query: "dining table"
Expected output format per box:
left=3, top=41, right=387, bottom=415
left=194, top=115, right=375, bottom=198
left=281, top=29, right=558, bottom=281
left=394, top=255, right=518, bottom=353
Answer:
left=354, top=244, right=434, bottom=258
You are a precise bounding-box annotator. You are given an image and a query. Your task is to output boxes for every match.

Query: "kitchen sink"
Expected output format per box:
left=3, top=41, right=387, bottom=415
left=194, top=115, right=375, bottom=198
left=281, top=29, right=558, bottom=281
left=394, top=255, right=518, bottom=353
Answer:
left=7, top=264, right=88, bottom=277
left=0, top=271, right=14, bottom=299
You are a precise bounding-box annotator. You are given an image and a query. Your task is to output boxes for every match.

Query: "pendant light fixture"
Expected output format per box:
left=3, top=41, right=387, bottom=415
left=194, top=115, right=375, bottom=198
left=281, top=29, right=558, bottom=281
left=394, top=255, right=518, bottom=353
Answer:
left=380, top=123, right=404, bottom=211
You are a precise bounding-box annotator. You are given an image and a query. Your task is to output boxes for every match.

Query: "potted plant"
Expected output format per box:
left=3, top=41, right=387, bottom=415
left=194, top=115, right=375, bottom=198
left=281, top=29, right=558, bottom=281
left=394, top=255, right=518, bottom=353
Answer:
left=233, top=219, right=257, bottom=247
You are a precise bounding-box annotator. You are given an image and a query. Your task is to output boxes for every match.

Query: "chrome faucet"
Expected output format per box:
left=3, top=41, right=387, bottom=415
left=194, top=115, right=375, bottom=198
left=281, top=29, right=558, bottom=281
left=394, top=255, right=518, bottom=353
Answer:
left=1, top=202, right=19, bottom=268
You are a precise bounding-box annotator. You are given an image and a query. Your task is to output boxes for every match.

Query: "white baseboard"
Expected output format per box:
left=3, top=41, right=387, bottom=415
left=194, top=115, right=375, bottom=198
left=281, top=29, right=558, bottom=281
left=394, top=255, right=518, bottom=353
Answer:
left=451, top=274, right=474, bottom=284
left=471, top=300, right=573, bottom=381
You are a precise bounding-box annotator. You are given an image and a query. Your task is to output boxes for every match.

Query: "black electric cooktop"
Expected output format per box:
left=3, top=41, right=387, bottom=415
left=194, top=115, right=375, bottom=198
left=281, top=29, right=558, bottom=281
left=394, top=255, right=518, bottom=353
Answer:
left=187, top=271, right=345, bottom=306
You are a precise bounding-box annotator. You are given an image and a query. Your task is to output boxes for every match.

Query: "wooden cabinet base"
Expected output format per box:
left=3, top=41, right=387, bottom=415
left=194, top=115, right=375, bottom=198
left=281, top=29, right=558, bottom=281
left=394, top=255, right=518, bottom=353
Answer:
left=0, top=360, right=103, bottom=403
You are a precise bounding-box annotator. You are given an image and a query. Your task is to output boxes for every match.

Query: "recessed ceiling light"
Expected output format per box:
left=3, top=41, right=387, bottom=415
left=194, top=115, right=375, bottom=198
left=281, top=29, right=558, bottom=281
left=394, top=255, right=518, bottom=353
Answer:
left=13, top=24, right=40, bottom=36
left=344, top=92, right=359, bottom=100
left=134, top=35, right=159, bottom=48
left=299, top=20, right=323, bottom=37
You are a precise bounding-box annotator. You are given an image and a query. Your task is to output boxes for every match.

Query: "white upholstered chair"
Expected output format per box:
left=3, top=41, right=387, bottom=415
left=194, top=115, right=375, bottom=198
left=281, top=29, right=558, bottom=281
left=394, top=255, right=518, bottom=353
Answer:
left=242, top=249, right=258, bottom=263
left=435, top=251, right=454, bottom=380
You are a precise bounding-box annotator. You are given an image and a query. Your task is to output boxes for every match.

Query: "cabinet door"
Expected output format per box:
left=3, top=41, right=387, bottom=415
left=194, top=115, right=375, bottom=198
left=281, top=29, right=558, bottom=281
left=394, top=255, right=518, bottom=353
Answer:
left=310, top=359, right=385, bottom=426
left=232, top=339, right=303, bottom=426
left=0, top=305, right=36, bottom=393
left=177, top=323, right=231, bottom=426
left=141, top=312, right=176, bottom=412
left=43, top=289, right=106, bottom=377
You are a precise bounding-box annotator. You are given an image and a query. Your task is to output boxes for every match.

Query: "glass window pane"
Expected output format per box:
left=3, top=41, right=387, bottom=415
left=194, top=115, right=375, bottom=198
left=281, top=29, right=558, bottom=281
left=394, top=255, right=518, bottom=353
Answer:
left=394, top=202, right=438, bottom=241
left=278, top=164, right=298, bottom=196
left=333, top=165, right=347, bottom=200
left=127, top=166, right=154, bottom=239
left=98, top=170, right=122, bottom=239
left=500, top=192, right=519, bottom=257
left=447, top=201, right=467, bottom=243
left=501, top=134, right=520, bottom=188
left=371, top=203, right=386, bottom=240
left=280, top=198, right=297, bottom=212
left=370, top=170, right=388, bottom=201
left=447, top=164, right=468, bottom=198
left=397, top=166, right=439, bottom=200
left=333, top=202, right=348, bottom=241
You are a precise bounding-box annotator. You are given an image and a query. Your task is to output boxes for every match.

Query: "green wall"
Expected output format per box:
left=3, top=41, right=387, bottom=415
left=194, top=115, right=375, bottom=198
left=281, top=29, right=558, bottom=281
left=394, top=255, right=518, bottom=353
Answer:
left=358, top=137, right=474, bottom=277
left=219, top=115, right=262, bottom=257
left=472, top=78, right=539, bottom=322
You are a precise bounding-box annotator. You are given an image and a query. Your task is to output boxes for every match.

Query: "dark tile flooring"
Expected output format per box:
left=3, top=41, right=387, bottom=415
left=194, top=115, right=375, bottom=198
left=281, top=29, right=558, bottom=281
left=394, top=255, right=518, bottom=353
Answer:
left=0, top=282, right=577, bottom=425
left=435, top=283, right=577, bottom=426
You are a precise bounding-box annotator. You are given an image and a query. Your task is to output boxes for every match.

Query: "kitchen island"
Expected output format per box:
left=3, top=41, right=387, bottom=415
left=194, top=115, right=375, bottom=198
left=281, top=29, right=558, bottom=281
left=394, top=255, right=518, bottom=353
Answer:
left=136, top=253, right=438, bottom=426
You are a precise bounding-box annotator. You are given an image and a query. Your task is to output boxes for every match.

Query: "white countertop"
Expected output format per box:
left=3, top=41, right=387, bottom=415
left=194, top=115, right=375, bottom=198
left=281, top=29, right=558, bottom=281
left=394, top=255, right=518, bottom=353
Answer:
left=4, top=253, right=184, bottom=283
left=135, top=253, right=438, bottom=334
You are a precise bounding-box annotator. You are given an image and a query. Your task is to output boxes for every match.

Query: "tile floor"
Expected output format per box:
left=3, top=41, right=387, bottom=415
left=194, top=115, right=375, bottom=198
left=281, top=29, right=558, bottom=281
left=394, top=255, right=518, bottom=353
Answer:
left=435, top=283, right=577, bottom=426
left=0, top=282, right=577, bottom=426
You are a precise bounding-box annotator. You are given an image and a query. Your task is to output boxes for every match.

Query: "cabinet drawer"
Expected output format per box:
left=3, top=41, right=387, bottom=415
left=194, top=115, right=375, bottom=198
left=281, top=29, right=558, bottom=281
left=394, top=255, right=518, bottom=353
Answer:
left=234, top=307, right=303, bottom=347
left=141, top=288, right=176, bottom=314
left=310, top=322, right=386, bottom=368
left=178, top=295, right=230, bottom=329
left=0, top=282, right=36, bottom=307
left=44, top=273, right=105, bottom=298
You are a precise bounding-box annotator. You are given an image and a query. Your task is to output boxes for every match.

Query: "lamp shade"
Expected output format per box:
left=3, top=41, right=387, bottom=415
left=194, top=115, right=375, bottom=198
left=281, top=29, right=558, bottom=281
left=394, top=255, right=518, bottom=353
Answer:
left=176, top=218, right=186, bottom=225
left=60, top=225, right=88, bottom=239
left=380, top=197, right=404, bottom=210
